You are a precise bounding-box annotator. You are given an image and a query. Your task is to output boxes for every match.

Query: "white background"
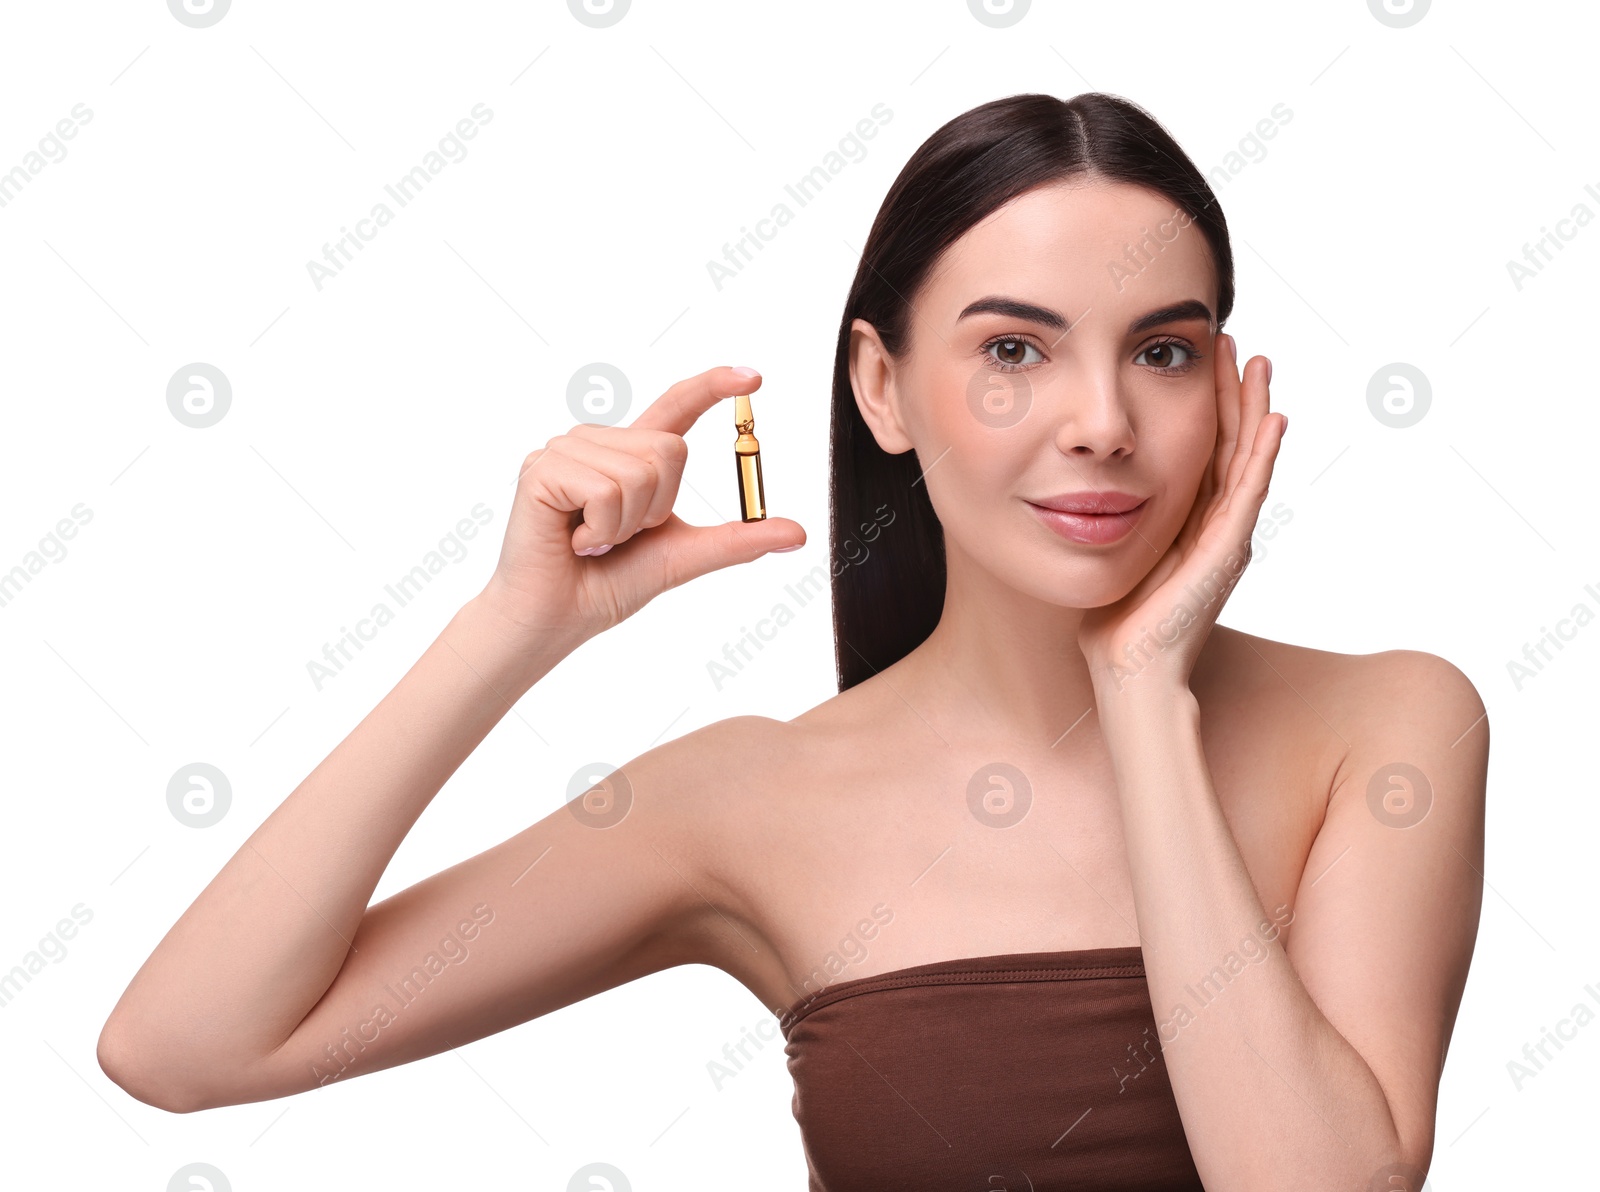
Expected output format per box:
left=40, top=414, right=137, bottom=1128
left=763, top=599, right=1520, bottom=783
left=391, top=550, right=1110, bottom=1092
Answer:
left=1, top=0, right=1594, bottom=1187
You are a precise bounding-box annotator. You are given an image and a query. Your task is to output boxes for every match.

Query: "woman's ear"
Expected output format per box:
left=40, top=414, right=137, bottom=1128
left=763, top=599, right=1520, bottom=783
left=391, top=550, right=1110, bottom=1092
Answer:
left=849, top=317, right=916, bottom=455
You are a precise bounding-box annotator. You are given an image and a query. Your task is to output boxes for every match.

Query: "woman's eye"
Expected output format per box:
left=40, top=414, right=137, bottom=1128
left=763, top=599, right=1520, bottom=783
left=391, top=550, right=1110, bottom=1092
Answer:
left=982, top=337, right=1043, bottom=370
left=1135, top=340, right=1199, bottom=373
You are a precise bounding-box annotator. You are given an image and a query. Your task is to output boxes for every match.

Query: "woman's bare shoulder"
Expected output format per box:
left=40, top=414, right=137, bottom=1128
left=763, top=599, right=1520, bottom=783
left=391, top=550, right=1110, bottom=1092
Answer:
left=1201, top=624, right=1484, bottom=738
left=616, top=704, right=863, bottom=974
left=645, top=701, right=849, bottom=774
left=629, top=701, right=855, bottom=835
left=635, top=681, right=906, bottom=873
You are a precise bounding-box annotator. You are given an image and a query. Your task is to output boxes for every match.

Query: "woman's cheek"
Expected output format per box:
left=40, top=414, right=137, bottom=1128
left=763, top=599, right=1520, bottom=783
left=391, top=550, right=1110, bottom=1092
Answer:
left=1162, top=440, right=1214, bottom=533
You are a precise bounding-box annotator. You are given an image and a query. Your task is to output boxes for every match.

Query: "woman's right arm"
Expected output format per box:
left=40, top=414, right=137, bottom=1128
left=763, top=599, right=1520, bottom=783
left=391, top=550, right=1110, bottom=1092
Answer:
left=95, top=365, right=804, bottom=1112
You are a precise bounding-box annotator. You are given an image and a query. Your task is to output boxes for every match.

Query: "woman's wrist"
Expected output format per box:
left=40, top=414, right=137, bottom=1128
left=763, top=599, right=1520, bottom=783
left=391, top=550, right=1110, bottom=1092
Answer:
left=456, top=586, right=588, bottom=695
left=1092, top=676, right=1200, bottom=739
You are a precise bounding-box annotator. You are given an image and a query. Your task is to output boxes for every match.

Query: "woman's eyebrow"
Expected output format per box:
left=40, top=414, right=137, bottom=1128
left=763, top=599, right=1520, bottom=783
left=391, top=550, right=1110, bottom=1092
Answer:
left=1127, top=298, right=1214, bottom=335
left=957, top=295, right=1214, bottom=336
left=957, top=295, right=1072, bottom=331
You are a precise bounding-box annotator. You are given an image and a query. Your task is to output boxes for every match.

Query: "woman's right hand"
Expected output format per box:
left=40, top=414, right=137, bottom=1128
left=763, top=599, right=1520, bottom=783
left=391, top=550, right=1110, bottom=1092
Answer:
left=479, top=365, right=806, bottom=647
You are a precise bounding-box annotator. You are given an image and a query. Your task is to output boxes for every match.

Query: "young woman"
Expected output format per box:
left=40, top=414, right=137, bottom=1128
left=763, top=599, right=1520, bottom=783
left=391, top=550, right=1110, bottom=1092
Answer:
left=98, top=92, right=1485, bottom=1191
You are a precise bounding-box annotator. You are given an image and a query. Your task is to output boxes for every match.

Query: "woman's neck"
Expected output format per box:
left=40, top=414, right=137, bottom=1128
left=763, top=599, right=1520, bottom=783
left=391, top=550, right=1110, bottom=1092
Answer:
left=897, top=585, right=1104, bottom=751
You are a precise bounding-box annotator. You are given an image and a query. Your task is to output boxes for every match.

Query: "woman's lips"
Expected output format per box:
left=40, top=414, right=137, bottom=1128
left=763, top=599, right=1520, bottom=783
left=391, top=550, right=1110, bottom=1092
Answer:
left=1027, top=498, right=1148, bottom=545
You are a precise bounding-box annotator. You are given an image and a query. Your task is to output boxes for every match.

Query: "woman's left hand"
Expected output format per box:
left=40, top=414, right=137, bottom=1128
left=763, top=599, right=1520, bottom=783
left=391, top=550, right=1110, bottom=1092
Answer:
left=1077, top=334, right=1287, bottom=698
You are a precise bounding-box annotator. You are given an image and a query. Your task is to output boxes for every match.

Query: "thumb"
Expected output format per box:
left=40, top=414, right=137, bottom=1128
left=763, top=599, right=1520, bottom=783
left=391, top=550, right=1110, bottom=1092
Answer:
left=652, top=516, right=807, bottom=590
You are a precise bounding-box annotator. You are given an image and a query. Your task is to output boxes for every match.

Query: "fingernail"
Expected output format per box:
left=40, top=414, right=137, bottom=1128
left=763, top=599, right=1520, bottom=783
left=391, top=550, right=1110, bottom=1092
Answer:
left=772, top=544, right=803, bottom=553
left=1223, top=333, right=1236, bottom=358
left=575, top=544, right=612, bottom=556
left=1265, top=358, right=1273, bottom=385
left=592, top=543, right=612, bottom=555
left=731, top=366, right=760, bottom=378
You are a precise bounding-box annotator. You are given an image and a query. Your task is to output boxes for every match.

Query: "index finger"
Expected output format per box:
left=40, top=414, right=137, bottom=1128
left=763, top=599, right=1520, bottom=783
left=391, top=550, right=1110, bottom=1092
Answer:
left=629, top=365, right=764, bottom=435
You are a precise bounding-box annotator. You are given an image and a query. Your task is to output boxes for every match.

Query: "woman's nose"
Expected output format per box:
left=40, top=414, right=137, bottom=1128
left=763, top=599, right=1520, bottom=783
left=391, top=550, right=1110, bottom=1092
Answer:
left=1053, top=373, right=1135, bottom=458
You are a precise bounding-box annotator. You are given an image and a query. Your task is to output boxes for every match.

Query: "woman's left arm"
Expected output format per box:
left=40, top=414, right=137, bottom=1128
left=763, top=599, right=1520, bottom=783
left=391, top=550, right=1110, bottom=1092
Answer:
left=1096, top=663, right=1486, bottom=1190
left=1079, top=336, right=1487, bottom=1189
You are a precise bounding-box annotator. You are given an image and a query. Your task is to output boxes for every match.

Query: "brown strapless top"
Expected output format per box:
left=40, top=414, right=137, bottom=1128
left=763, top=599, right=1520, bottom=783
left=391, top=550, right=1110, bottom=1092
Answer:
left=779, top=945, right=1205, bottom=1191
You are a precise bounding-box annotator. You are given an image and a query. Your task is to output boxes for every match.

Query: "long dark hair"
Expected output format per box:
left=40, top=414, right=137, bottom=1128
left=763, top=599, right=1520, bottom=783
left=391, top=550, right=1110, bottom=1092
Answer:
left=828, top=91, right=1236, bottom=693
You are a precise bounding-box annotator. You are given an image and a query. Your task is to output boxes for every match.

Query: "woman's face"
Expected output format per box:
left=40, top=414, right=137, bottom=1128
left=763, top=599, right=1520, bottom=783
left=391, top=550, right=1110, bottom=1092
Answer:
left=851, top=178, right=1221, bottom=609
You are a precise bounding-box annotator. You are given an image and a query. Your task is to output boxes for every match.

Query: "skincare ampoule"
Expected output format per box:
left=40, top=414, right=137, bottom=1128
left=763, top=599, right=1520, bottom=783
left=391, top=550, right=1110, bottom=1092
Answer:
left=734, top=392, right=767, bottom=521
